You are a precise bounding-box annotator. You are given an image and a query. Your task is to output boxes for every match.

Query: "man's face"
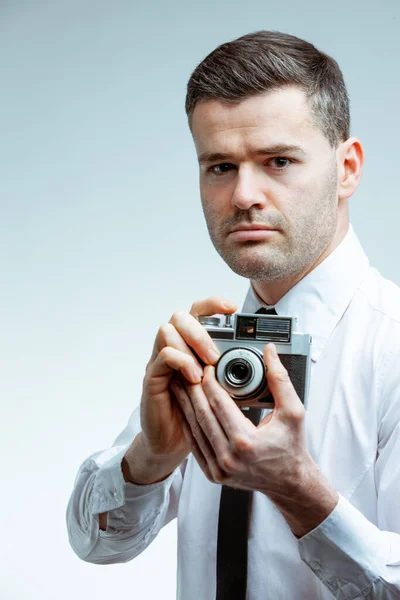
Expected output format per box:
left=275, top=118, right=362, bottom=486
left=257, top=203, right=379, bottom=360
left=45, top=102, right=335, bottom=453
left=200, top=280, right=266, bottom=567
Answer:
left=191, top=86, right=340, bottom=283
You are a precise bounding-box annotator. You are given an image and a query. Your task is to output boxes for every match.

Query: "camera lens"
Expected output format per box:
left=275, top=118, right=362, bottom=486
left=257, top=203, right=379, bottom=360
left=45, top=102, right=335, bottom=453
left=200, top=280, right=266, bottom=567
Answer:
left=226, top=358, right=253, bottom=386
left=216, top=347, right=266, bottom=400
left=231, top=363, right=248, bottom=380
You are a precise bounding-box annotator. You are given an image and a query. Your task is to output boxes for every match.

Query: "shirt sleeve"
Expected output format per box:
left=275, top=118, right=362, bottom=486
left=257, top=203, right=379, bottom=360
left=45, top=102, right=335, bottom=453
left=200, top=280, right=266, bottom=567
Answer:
left=298, top=494, right=400, bottom=599
left=298, top=343, right=400, bottom=600
left=66, top=406, right=185, bottom=564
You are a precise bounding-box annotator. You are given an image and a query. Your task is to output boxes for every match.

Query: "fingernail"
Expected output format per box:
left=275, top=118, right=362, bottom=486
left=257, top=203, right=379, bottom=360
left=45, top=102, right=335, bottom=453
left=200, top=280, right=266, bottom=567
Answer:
left=222, top=301, right=236, bottom=310
left=269, top=343, right=278, bottom=357
left=191, top=366, right=203, bottom=382
left=206, top=347, right=220, bottom=364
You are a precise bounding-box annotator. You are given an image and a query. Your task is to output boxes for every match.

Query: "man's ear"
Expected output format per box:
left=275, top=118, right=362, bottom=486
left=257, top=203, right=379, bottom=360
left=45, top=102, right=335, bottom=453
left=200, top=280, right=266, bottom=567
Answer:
left=337, top=137, right=364, bottom=201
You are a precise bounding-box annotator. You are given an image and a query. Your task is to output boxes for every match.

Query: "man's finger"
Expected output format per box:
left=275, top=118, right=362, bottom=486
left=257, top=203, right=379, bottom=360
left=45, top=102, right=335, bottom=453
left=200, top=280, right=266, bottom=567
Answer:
left=171, top=380, right=218, bottom=464
left=169, top=310, right=222, bottom=366
left=201, top=365, right=255, bottom=442
left=181, top=377, right=231, bottom=459
left=149, top=347, right=203, bottom=386
left=189, top=296, right=237, bottom=318
left=151, top=322, right=204, bottom=377
left=263, top=343, right=305, bottom=419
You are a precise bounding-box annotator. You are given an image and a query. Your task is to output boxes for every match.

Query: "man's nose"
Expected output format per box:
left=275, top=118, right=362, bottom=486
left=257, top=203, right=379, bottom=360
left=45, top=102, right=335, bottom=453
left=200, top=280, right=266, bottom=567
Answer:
left=231, top=165, right=268, bottom=211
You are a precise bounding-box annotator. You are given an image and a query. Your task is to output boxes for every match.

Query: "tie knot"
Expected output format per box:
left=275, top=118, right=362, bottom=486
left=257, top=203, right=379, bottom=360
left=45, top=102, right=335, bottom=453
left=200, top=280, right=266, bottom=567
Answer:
left=255, top=307, right=277, bottom=315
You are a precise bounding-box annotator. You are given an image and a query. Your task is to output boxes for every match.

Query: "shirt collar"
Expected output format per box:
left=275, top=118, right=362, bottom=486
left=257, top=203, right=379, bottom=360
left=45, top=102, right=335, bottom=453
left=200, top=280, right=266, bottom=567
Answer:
left=241, top=224, right=370, bottom=362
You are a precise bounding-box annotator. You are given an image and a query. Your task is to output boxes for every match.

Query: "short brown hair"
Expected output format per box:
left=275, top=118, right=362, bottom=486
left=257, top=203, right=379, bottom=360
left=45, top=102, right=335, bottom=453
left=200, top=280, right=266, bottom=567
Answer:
left=185, top=31, right=350, bottom=148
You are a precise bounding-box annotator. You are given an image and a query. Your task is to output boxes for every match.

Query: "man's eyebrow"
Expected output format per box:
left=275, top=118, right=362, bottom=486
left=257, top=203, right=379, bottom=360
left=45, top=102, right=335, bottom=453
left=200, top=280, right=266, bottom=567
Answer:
left=198, top=145, right=307, bottom=165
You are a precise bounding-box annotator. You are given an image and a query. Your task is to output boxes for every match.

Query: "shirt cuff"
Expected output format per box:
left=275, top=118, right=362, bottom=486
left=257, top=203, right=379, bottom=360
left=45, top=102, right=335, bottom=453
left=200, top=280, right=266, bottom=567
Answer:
left=90, top=443, right=176, bottom=516
left=298, top=493, right=388, bottom=597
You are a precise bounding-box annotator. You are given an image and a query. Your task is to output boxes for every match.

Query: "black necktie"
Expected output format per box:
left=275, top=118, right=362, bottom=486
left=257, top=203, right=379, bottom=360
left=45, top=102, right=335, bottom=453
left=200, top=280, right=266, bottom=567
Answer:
left=216, top=307, right=277, bottom=599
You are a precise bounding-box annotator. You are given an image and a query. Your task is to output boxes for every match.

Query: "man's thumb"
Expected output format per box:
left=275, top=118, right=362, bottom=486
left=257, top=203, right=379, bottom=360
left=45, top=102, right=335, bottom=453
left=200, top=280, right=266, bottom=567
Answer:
left=263, top=343, right=304, bottom=417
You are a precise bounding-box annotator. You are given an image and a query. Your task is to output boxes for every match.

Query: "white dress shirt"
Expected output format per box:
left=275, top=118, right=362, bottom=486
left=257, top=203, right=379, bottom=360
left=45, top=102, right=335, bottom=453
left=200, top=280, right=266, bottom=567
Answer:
left=66, top=225, right=400, bottom=599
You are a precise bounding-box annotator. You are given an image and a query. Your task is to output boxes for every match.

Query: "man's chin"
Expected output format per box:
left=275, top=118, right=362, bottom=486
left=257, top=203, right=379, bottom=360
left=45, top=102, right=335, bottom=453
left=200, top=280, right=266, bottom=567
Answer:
left=221, top=255, right=286, bottom=281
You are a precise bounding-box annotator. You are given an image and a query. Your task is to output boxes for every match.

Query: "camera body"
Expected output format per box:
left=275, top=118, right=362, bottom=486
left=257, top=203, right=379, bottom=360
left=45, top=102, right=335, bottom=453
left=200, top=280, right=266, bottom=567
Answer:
left=198, top=312, right=312, bottom=409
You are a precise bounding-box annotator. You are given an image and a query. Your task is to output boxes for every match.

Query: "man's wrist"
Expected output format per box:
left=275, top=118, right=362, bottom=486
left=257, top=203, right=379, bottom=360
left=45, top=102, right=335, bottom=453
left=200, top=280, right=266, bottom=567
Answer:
left=267, top=452, right=339, bottom=538
left=122, top=433, right=186, bottom=485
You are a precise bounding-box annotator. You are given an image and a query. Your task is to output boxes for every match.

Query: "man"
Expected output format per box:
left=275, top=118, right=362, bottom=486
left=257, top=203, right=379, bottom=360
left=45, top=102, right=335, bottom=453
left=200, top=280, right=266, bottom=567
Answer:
left=66, top=31, right=400, bottom=599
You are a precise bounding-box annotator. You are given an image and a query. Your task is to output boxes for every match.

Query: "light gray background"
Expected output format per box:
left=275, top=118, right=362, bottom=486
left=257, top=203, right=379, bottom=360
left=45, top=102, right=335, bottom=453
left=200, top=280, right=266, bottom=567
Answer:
left=1, top=1, right=399, bottom=598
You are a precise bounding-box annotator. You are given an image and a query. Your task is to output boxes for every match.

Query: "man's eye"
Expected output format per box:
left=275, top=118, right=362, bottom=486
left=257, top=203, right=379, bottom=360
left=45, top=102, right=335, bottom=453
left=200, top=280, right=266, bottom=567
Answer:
left=207, top=158, right=293, bottom=175
left=270, top=157, right=292, bottom=169
left=208, top=163, right=233, bottom=175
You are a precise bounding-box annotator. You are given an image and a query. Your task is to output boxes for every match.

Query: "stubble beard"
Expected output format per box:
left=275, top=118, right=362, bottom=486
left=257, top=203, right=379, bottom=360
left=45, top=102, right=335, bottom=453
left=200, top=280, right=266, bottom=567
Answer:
left=203, top=162, right=338, bottom=284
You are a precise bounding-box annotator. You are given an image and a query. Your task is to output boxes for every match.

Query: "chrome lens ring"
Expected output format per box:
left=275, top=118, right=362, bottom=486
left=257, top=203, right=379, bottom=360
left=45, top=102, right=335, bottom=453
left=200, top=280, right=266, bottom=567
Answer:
left=216, top=347, right=266, bottom=398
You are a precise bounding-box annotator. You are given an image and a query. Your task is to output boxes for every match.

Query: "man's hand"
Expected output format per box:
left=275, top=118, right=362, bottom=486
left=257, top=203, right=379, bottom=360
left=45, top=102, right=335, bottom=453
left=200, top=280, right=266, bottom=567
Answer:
left=100, top=297, right=237, bottom=530
left=170, top=342, right=339, bottom=537
left=123, top=296, right=238, bottom=486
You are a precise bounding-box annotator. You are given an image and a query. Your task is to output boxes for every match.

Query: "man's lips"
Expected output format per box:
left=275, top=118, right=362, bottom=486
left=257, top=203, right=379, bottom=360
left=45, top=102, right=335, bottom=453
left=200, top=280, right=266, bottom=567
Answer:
left=229, top=224, right=277, bottom=233
left=228, top=224, right=279, bottom=241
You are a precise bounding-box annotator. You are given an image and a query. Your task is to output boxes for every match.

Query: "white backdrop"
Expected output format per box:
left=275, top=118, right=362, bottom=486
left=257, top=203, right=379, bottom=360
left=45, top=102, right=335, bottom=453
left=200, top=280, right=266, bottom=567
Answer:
left=1, top=1, right=399, bottom=598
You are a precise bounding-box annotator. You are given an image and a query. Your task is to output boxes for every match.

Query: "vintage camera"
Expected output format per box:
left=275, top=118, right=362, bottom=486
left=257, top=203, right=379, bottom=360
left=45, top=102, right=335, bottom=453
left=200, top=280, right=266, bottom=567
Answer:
left=198, top=312, right=312, bottom=409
